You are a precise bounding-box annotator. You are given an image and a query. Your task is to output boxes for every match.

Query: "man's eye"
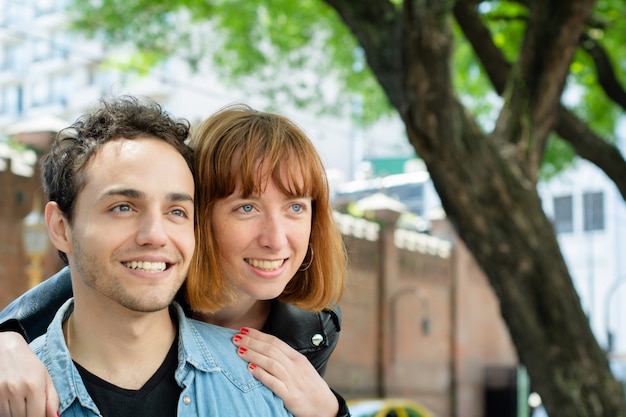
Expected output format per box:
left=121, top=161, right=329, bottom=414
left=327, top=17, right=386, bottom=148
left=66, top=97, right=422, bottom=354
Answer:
left=171, top=209, right=188, bottom=218
left=112, top=204, right=132, bottom=212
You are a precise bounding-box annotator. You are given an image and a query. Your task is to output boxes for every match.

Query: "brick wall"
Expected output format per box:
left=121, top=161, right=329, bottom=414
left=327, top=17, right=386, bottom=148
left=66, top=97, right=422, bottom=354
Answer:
left=0, top=159, right=36, bottom=308
left=0, top=155, right=63, bottom=310
left=326, top=213, right=518, bottom=417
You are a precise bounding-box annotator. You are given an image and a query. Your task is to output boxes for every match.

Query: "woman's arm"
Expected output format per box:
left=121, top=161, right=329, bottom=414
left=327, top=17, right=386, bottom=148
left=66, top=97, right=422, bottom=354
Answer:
left=0, top=267, right=72, bottom=417
left=0, top=267, right=73, bottom=342
left=0, top=330, right=59, bottom=417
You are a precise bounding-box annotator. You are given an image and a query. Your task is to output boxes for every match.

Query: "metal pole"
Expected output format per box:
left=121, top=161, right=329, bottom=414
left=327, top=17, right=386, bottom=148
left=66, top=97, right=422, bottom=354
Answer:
left=517, top=365, right=529, bottom=417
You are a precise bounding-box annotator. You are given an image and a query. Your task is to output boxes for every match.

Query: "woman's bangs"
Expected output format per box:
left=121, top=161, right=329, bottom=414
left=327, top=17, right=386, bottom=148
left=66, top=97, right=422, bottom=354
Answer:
left=275, top=151, right=322, bottom=198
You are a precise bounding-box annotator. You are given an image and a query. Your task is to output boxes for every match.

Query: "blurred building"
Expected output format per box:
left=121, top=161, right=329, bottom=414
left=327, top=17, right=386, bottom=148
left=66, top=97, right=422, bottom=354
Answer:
left=1, top=0, right=394, bottom=180
left=0, top=0, right=355, bottom=304
left=0, top=118, right=66, bottom=304
left=339, top=150, right=626, bottom=361
left=538, top=155, right=626, bottom=355
left=326, top=213, right=520, bottom=417
left=0, top=148, right=36, bottom=306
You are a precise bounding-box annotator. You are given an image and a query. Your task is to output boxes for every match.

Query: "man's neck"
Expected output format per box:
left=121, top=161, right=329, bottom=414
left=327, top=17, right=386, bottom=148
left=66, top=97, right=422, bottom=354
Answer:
left=64, top=299, right=177, bottom=390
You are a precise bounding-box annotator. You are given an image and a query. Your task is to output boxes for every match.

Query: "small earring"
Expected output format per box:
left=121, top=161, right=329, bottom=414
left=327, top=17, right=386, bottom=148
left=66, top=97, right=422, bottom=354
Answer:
left=299, top=244, right=314, bottom=271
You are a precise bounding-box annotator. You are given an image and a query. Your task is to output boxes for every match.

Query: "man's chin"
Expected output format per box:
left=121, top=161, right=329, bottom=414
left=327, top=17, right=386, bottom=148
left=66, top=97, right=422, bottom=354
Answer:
left=123, top=298, right=175, bottom=313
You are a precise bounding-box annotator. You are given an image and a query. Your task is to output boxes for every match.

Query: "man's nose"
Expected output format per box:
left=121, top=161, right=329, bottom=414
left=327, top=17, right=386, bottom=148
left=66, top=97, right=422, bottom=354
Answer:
left=136, top=212, right=168, bottom=246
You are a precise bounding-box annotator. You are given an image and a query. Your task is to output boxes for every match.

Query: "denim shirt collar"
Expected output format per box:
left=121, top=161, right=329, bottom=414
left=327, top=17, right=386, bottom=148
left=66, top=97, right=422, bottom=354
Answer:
left=31, top=299, right=98, bottom=414
left=30, top=299, right=262, bottom=415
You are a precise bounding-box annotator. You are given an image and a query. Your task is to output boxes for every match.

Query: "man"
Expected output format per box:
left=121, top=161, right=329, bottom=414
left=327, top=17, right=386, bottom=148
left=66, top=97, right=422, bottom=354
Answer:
left=21, top=96, right=292, bottom=417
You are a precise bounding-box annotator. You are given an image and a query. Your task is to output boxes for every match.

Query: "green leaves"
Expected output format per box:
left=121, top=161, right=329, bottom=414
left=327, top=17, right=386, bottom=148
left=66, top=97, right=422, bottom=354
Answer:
left=68, top=0, right=625, bottom=174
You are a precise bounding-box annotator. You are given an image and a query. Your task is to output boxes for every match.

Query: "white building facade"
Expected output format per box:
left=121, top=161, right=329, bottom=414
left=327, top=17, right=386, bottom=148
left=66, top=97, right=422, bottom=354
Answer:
left=1, top=0, right=413, bottom=183
left=538, top=149, right=626, bottom=356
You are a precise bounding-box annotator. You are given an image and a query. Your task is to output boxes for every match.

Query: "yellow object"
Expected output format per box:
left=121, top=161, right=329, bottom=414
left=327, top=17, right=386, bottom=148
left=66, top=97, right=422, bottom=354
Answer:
left=346, top=398, right=436, bottom=417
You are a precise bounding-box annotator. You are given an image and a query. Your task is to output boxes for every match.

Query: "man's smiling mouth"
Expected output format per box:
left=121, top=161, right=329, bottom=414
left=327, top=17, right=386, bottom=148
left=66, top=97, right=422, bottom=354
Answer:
left=123, top=261, right=167, bottom=273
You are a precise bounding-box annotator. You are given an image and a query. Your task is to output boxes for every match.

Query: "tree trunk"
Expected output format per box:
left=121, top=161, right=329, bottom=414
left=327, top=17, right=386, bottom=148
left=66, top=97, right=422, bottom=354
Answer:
left=324, top=0, right=626, bottom=416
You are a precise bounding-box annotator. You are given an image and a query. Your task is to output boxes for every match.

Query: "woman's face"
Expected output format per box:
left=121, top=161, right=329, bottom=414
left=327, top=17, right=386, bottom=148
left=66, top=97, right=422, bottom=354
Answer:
left=211, top=168, right=313, bottom=302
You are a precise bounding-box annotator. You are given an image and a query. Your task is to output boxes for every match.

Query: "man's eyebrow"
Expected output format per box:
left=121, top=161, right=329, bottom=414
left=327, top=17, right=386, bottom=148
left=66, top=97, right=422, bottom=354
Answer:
left=100, top=188, right=144, bottom=201
left=98, top=189, right=193, bottom=203
left=168, top=192, right=194, bottom=204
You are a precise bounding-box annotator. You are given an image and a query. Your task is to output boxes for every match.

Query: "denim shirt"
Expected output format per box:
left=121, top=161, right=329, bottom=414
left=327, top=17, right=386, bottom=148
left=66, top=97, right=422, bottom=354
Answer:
left=30, top=300, right=294, bottom=417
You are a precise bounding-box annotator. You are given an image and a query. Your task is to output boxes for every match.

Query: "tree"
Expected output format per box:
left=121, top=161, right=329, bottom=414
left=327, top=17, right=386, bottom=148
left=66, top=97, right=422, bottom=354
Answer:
left=68, top=1, right=626, bottom=415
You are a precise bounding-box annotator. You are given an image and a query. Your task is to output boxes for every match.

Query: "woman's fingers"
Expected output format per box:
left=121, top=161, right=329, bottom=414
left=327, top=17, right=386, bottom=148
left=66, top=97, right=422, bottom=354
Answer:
left=232, top=328, right=339, bottom=417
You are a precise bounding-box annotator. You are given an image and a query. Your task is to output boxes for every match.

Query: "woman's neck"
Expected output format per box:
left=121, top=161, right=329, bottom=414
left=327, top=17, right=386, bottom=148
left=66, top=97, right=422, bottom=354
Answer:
left=195, top=299, right=272, bottom=330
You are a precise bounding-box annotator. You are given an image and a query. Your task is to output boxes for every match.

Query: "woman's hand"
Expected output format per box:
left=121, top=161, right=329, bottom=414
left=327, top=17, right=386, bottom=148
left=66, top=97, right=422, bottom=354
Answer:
left=232, top=327, right=339, bottom=417
left=0, top=332, right=59, bottom=417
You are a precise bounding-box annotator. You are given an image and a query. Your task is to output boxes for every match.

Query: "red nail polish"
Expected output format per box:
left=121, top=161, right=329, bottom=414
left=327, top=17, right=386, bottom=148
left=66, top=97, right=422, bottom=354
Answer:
left=233, top=334, right=242, bottom=343
left=240, top=327, right=249, bottom=334
left=57, top=413, right=60, bottom=417
left=238, top=346, right=247, bottom=355
left=248, top=363, right=256, bottom=370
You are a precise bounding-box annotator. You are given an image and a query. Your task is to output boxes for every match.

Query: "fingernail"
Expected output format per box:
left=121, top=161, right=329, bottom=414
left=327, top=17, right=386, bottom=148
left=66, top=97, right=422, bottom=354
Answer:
left=248, top=363, right=256, bottom=371
left=233, top=334, right=242, bottom=343
left=238, top=346, right=247, bottom=355
left=240, top=327, right=249, bottom=334
left=57, top=413, right=60, bottom=417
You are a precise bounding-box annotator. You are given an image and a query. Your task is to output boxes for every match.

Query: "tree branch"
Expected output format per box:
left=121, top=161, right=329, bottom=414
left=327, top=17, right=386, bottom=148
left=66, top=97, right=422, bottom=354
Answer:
left=502, top=0, right=595, bottom=172
left=555, top=108, right=626, bottom=199
left=580, top=32, right=626, bottom=111
left=453, top=0, right=626, bottom=200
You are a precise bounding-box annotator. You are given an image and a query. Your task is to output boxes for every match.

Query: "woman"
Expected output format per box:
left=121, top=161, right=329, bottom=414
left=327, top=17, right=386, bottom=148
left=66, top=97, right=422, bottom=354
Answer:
left=0, top=104, right=349, bottom=417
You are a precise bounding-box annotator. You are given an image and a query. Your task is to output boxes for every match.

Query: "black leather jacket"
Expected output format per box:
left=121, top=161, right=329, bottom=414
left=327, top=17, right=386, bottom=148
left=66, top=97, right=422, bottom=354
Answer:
left=0, top=266, right=342, bottom=373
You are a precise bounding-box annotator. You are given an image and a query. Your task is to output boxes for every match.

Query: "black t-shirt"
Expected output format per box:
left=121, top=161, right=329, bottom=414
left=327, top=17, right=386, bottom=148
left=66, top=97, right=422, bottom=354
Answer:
left=74, top=336, right=181, bottom=417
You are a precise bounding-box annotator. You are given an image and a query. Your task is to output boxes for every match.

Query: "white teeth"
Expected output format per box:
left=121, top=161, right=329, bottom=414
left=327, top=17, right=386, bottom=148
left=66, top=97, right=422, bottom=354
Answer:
left=123, top=261, right=166, bottom=273
left=246, top=259, right=284, bottom=271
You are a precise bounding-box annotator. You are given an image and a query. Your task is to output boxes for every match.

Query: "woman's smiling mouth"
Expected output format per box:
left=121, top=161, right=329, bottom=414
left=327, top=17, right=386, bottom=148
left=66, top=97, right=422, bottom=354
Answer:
left=245, top=258, right=285, bottom=271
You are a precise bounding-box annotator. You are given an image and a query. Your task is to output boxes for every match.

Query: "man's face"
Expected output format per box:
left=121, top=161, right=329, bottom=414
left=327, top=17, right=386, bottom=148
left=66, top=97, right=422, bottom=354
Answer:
left=53, top=137, right=195, bottom=313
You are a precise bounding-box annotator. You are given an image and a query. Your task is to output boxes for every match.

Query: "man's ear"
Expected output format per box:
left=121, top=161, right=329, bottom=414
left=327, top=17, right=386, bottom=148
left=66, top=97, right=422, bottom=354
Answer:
left=45, top=202, right=71, bottom=254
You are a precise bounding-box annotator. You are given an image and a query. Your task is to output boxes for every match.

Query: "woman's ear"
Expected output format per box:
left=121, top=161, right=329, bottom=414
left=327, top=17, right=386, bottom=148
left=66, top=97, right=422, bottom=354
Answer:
left=45, top=202, right=71, bottom=254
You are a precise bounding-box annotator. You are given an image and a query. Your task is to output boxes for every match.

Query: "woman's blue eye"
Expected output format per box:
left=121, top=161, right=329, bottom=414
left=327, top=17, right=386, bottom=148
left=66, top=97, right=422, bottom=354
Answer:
left=291, top=204, right=302, bottom=213
left=241, top=204, right=254, bottom=213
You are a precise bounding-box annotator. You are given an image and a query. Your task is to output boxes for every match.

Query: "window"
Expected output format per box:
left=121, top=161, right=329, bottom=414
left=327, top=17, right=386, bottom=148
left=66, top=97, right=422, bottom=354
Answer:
left=30, top=79, right=50, bottom=107
left=553, top=195, right=573, bottom=233
left=32, top=39, right=53, bottom=62
left=49, top=73, right=68, bottom=105
left=0, top=2, right=22, bottom=28
left=583, top=191, right=604, bottom=231
left=35, top=0, right=55, bottom=15
left=0, top=85, right=22, bottom=116
left=1, top=44, right=21, bottom=72
left=50, top=32, right=70, bottom=60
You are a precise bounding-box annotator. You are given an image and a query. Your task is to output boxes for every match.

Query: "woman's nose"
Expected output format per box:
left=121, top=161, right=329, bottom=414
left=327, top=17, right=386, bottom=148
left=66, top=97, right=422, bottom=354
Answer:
left=258, top=215, right=288, bottom=249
